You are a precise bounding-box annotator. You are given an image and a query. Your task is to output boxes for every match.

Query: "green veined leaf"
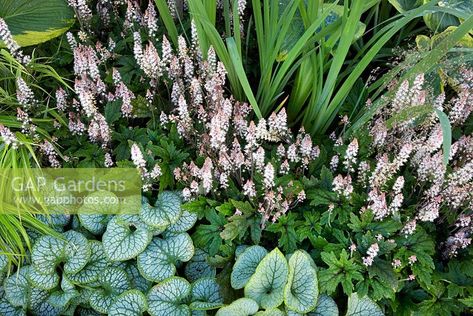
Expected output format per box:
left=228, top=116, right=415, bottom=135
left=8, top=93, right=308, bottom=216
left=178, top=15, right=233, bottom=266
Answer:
left=147, top=277, right=192, bottom=316
left=284, top=250, right=319, bottom=313
left=63, top=230, right=91, bottom=274
left=0, top=0, right=74, bottom=47
left=244, top=248, right=289, bottom=309
left=231, top=245, right=268, bottom=289
left=166, top=211, right=198, bottom=233
left=308, top=294, right=339, bottom=316
left=140, top=191, right=182, bottom=228
left=346, top=293, right=384, bottom=316
left=89, top=267, right=131, bottom=314
left=137, top=233, right=194, bottom=282
left=215, top=298, right=259, bottom=316
left=189, top=278, right=223, bottom=311
left=102, top=215, right=153, bottom=261
left=124, top=263, right=153, bottom=293
left=434, top=108, right=452, bottom=165
left=67, top=241, right=108, bottom=284
left=108, top=290, right=148, bottom=316
left=0, top=298, right=25, bottom=316
left=31, top=235, right=66, bottom=275
left=78, top=214, right=111, bottom=235
left=185, top=248, right=216, bottom=282
left=28, top=268, right=59, bottom=290
left=47, top=276, right=79, bottom=309
left=255, top=309, right=285, bottom=316
left=4, top=266, right=29, bottom=307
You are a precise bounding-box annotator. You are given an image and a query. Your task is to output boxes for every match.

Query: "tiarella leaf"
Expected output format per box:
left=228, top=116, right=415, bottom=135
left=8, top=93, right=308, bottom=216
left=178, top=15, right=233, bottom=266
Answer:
left=284, top=250, right=319, bottom=313
left=346, top=293, right=384, bottom=316
left=4, top=267, right=29, bottom=307
left=63, top=231, right=91, bottom=274
left=185, top=249, right=216, bottom=282
left=215, top=298, right=259, bottom=316
left=189, top=278, right=223, bottom=310
left=166, top=211, right=198, bottom=233
left=78, top=214, right=110, bottom=235
left=89, top=267, right=130, bottom=313
left=68, top=241, right=108, bottom=284
left=108, top=290, right=147, bottom=316
left=102, top=215, right=153, bottom=261
left=308, top=294, right=339, bottom=316
left=244, top=248, right=289, bottom=309
left=141, top=191, right=182, bottom=228
left=28, top=268, right=59, bottom=290
left=231, top=245, right=268, bottom=289
left=147, top=277, right=191, bottom=316
left=137, top=233, right=194, bottom=282
left=31, top=236, right=66, bottom=275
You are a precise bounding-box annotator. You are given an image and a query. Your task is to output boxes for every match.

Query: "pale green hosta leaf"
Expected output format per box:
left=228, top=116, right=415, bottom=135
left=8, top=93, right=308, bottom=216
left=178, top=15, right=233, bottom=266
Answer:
left=138, top=233, right=194, bottom=282
left=244, top=248, right=289, bottom=309
left=255, top=309, right=285, bottom=316
left=147, top=277, right=191, bottom=316
left=309, top=294, right=338, bottom=316
left=0, top=0, right=74, bottom=47
left=4, top=267, right=29, bottom=307
left=346, top=293, right=384, bottom=316
left=108, top=290, right=147, bottom=316
left=68, top=241, right=108, bottom=284
left=28, top=268, right=59, bottom=290
left=215, top=298, right=259, bottom=316
left=103, top=215, right=153, bottom=261
left=89, top=267, right=130, bottom=313
left=78, top=214, right=111, bottom=235
left=231, top=245, right=268, bottom=289
left=166, top=211, right=198, bottom=233
left=284, top=250, right=319, bottom=313
left=63, top=230, right=91, bottom=274
left=185, top=249, right=216, bottom=282
left=189, top=278, right=223, bottom=310
left=124, top=263, right=153, bottom=293
left=141, top=192, right=182, bottom=228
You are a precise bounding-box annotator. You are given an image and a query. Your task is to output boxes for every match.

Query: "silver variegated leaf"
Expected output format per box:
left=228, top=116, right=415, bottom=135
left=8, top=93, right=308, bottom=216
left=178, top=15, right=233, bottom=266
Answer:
left=346, top=293, right=384, bottom=316
left=68, top=241, right=108, bottom=284
left=31, top=236, right=66, bottom=275
left=78, top=214, right=110, bottom=235
left=140, top=191, right=182, bottom=228
left=284, top=250, right=319, bottom=313
left=102, top=215, right=153, bottom=261
left=108, top=290, right=147, bottom=316
left=137, top=233, right=194, bottom=282
left=231, top=245, right=268, bottom=289
left=0, top=298, right=26, bottom=316
left=215, top=298, right=259, bottom=316
left=147, top=277, right=191, bottom=316
left=244, top=248, right=288, bottom=309
left=124, top=263, right=153, bottom=293
left=189, top=278, right=223, bottom=310
left=255, top=309, right=285, bottom=316
left=4, top=266, right=29, bottom=307
left=63, top=231, right=91, bottom=274
left=28, top=268, right=59, bottom=290
left=166, top=211, right=198, bottom=233
left=309, top=294, right=338, bottom=316
left=184, top=249, right=216, bottom=282
left=89, top=267, right=130, bottom=313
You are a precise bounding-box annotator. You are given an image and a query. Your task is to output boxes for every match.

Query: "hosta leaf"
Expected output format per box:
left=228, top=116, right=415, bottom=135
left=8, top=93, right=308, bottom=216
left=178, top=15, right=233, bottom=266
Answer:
left=244, top=248, right=289, bottom=309
left=138, top=233, right=194, bottom=282
left=185, top=249, right=216, bottom=282
left=89, top=267, right=130, bottom=313
left=147, top=277, right=191, bottom=316
left=78, top=214, right=110, bottom=235
left=231, top=245, right=268, bottom=289
left=63, top=231, right=91, bottom=274
left=215, top=298, right=259, bottom=316
left=141, top=192, right=182, bottom=228
left=423, top=0, right=472, bottom=32
left=103, top=215, right=153, bottom=261
left=4, top=267, right=29, bottom=307
left=68, top=241, right=108, bottom=284
left=0, top=298, right=25, bottom=316
left=189, top=278, right=223, bottom=310
left=346, top=293, right=384, bottom=316
left=108, top=290, right=147, bottom=316
left=28, top=268, right=59, bottom=290
left=309, top=294, right=339, bottom=316
left=31, top=236, right=66, bottom=275
left=0, top=0, right=74, bottom=47
left=284, top=250, right=319, bottom=313
left=167, top=211, right=198, bottom=233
